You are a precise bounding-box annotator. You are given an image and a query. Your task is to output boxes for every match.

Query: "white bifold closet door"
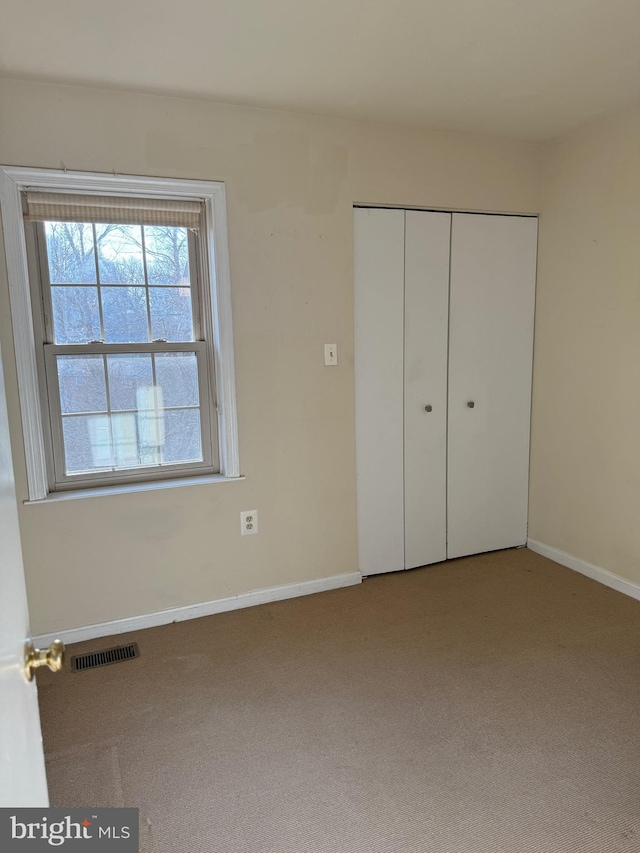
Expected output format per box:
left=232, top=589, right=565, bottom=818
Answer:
left=354, top=207, right=537, bottom=577
left=446, top=213, right=537, bottom=559
left=354, top=208, right=406, bottom=576
left=404, top=211, right=450, bottom=568
left=354, top=208, right=450, bottom=576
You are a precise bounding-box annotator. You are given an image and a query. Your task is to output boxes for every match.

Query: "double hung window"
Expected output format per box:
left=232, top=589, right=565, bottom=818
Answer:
left=0, top=169, right=239, bottom=499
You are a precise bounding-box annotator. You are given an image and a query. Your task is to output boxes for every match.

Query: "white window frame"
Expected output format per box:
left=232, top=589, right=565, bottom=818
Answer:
left=0, top=167, right=241, bottom=501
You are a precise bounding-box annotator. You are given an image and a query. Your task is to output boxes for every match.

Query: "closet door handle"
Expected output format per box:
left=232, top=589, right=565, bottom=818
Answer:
left=424, top=405, right=432, bottom=412
left=467, top=401, right=475, bottom=408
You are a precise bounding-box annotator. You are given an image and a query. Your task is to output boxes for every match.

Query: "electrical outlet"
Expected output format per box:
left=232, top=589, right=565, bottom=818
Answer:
left=241, top=510, right=258, bottom=536
left=324, top=343, right=338, bottom=366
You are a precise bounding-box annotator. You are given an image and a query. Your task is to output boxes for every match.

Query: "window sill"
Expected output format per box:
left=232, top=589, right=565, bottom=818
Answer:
left=23, top=473, right=245, bottom=504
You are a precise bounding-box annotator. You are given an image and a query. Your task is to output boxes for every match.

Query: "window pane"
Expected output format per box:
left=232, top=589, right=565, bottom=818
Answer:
left=45, top=222, right=96, bottom=284
left=96, top=224, right=145, bottom=284
left=62, top=414, right=112, bottom=473
left=154, top=352, right=199, bottom=408
left=101, top=286, right=149, bottom=342
left=112, top=412, right=154, bottom=468
left=57, top=355, right=106, bottom=414
left=107, top=354, right=154, bottom=411
left=58, top=368, right=205, bottom=476
left=145, top=226, right=191, bottom=285
left=51, top=286, right=101, bottom=344
left=61, top=409, right=166, bottom=474
left=136, top=396, right=163, bottom=462
left=161, top=409, right=202, bottom=464
left=149, top=287, right=194, bottom=341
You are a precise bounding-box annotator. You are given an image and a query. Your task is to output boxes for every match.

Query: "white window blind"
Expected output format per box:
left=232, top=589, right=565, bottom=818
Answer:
left=25, top=192, right=203, bottom=228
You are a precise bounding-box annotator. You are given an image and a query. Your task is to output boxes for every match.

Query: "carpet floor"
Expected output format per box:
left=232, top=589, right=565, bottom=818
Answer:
left=37, top=548, right=640, bottom=852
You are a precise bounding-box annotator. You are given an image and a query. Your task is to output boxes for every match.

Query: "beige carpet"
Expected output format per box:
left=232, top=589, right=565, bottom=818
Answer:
left=37, top=549, right=640, bottom=852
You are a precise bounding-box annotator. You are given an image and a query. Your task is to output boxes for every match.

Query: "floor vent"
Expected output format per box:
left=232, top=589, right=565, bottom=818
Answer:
left=71, top=642, right=140, bottom=672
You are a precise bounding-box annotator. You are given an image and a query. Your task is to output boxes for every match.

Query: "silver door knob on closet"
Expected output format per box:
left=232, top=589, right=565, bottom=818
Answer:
left=467, top=401, right=475, bottom=408
left=424, top=405, right=432, bottom=412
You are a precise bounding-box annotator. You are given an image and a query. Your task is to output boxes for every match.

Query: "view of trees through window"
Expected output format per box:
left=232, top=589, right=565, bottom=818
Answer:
left=45, top=222, right=193, bottom=343
left=43, top=221, right=205, bottom=478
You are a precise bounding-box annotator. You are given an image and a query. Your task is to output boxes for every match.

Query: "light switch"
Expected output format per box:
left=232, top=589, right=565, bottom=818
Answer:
left=324, top=343, right=338, bottom=366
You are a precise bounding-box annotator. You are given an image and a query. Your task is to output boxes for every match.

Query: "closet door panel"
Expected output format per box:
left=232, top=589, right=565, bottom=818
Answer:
left=354, top=208, right=405, bottom=575
left=447, top=214, right=537, bottom=559
left=404, top=210, right=450, bottom=569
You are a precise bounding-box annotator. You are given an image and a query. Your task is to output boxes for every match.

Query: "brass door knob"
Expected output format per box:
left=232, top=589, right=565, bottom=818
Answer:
left=24, top=639, right=65, bottom=681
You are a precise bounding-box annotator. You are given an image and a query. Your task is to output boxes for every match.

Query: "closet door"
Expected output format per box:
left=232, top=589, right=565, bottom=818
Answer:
left=354, top=208, right=405, bottom=575
left=447, top=214, right=537, bottom=559
left=404, top=211, right=450, bottom=569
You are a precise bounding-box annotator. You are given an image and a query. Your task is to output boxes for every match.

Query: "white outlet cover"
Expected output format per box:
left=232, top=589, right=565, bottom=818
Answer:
left=241, top=509, right=259, bottom=535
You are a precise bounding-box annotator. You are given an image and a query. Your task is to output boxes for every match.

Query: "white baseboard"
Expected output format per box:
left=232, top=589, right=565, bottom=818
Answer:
left=527, top=539, right=640, bottom=603
left=33, top=571, right=362, bottom=647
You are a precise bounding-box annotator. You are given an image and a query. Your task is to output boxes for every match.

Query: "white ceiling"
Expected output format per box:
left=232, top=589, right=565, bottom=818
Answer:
left=1, top=0, right=639, bottom=141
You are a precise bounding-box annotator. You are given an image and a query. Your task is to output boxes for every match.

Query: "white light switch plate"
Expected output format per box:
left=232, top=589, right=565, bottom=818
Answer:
left=324, top=343, right=338, bottom=366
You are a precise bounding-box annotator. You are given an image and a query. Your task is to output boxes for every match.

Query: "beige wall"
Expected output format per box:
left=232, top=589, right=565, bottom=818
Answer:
left=0, top=78, right=540, bottom=635
left=529, top=103, right=640, bottom=581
